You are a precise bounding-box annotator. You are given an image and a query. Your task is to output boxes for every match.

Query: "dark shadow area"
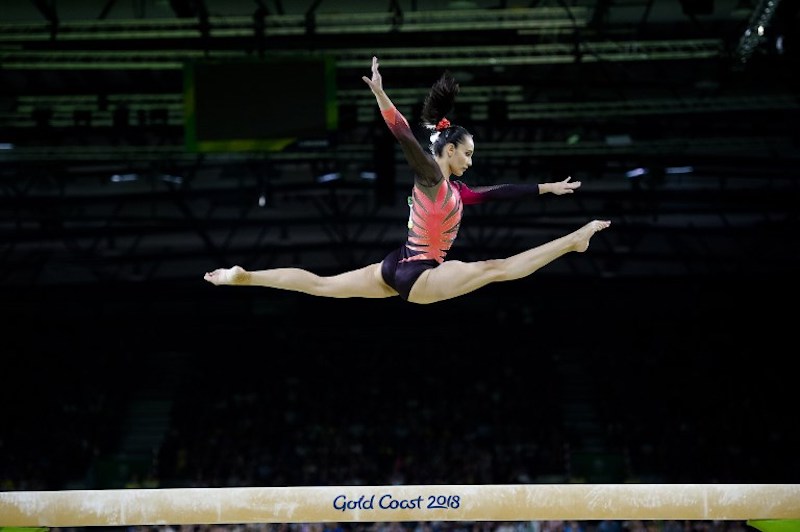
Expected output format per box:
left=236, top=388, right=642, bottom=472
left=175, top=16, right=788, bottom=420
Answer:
left=2, top=272, right=796, bottom=494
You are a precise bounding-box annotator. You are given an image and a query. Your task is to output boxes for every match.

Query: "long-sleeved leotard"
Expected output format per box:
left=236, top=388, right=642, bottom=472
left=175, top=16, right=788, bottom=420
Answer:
left=378, top=105, right=545, bottom=300
left=380, top=105, right=541, bottom=264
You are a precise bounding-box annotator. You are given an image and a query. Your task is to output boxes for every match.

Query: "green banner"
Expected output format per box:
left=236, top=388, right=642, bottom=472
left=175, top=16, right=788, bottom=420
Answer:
left=747, top=520, right=800, bottom=532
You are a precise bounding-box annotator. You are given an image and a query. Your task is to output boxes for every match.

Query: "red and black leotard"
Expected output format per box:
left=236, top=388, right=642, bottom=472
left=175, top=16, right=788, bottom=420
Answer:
left=378, top=105, right=542, bottom=300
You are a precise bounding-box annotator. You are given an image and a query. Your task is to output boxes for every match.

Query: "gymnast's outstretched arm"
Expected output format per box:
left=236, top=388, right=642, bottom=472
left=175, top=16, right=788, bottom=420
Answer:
left=362, top=56, right=443, bottom=188
left=454, top=176, right=582, bottom=205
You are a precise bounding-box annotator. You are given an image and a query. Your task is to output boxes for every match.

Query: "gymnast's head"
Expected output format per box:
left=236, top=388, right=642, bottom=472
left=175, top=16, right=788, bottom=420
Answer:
left=422, top=71, right=474, bottom=175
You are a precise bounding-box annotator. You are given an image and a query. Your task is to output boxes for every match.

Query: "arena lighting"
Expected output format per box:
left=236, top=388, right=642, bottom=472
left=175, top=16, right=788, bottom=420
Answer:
left=0, top=136, right=778, bottom=163
left=15, top=92, right=794, bottom=134
left=316, top=172, right=341, bottom=183
left=332, top=40, right=725, bottom=67
left=0, top=40, right=724, bottom=70
left=0, top=8, right=587, bottom=43
left=625, top=167, right=648, bottom=178
left=735, top=0, right=782, bottom=63
left=775, top=34, right=785, bottom=53
left=110, top=173, right=139, bottom=182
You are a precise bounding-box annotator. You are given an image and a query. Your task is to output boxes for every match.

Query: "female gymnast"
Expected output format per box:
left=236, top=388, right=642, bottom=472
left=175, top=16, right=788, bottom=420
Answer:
left=204, top=56, right=611, bottom=304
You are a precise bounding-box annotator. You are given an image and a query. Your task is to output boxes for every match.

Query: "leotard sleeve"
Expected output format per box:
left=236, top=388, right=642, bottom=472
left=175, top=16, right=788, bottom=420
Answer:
left=381, top=106, right=443, bottom=188
left=452, top=181, right=542, bottom=205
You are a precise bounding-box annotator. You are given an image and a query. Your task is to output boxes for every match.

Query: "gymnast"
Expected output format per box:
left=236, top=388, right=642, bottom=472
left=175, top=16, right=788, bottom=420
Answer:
left=204, top=56, right=611, bottom=304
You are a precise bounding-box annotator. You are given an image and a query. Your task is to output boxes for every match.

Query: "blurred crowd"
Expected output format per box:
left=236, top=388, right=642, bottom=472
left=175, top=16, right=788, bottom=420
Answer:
left=2, top=281, right=794, bottom=532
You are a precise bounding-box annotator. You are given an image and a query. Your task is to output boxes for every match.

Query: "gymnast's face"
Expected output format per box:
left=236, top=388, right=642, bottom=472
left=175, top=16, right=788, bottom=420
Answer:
left=446, top=135, right=474, bottom=177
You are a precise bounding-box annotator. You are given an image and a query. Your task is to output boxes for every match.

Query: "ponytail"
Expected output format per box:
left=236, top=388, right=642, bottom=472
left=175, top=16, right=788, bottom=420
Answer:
left=421, top=71, right=472, bottom=156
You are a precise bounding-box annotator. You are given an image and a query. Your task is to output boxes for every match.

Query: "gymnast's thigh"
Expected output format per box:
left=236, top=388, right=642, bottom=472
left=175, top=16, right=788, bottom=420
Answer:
left=407, top=260, right=498, bottom=304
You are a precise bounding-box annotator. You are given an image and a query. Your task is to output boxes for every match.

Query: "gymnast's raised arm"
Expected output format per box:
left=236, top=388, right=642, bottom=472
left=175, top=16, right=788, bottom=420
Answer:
left=362, top=56, right=443, bottom=188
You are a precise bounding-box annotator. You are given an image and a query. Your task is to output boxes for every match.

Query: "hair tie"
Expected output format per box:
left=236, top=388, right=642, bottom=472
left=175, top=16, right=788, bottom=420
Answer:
left=435, top=118, right=451, bottom=131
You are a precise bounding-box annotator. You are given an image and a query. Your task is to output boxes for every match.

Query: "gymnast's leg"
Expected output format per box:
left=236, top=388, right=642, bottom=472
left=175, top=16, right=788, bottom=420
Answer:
left=407, top=220, right=611, bottom=304
left=204, top=263, right=398, bottom=299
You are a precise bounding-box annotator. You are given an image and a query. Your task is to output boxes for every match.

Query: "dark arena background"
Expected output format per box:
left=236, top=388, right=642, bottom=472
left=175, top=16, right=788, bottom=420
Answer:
left=1, top=1, right=799, bottom=531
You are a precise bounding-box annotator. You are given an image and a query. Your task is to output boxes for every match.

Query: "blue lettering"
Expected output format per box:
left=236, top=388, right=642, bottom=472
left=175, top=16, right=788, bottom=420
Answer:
left=333, top=494, right=375, bottom=511
left=333, top=494, right=346, bottom=511
left=379, top=494, right=423, bottom=510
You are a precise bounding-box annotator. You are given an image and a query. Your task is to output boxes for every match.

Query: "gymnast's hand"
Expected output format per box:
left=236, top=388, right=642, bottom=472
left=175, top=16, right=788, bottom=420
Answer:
left=547, top=176, right=581, bottom=195
left=361, top=56, right=383, bottom=94
left=204, top=266, right=248, bottom=286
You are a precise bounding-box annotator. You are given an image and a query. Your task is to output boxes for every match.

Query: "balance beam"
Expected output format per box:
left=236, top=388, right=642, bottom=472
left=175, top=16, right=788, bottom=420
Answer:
left=2, top=484, right=799, bottom=527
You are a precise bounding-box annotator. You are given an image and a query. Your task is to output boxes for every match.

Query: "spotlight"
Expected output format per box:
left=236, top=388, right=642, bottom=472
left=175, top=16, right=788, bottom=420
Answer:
left=110, top=173, right=139, bottom=183
left=316, top=172, right=341, bottom=183
left=735, top=0, right=782, bottom=63
left=625, top=168, right=648, bottom=178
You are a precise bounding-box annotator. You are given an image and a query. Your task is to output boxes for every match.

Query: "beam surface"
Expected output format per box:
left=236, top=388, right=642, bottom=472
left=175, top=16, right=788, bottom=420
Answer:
left=2, top=484, right=800, bottom=527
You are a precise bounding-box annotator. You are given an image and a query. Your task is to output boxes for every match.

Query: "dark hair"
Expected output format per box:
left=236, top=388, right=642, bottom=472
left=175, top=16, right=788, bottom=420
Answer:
left=421, top=70, right=472, bottom=156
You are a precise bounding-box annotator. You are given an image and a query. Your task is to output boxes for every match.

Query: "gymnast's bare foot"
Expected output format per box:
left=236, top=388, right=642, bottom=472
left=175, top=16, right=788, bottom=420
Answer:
left=204, top=265, right=248, bottom=285
left=572, top=220, right=611, bottom=252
